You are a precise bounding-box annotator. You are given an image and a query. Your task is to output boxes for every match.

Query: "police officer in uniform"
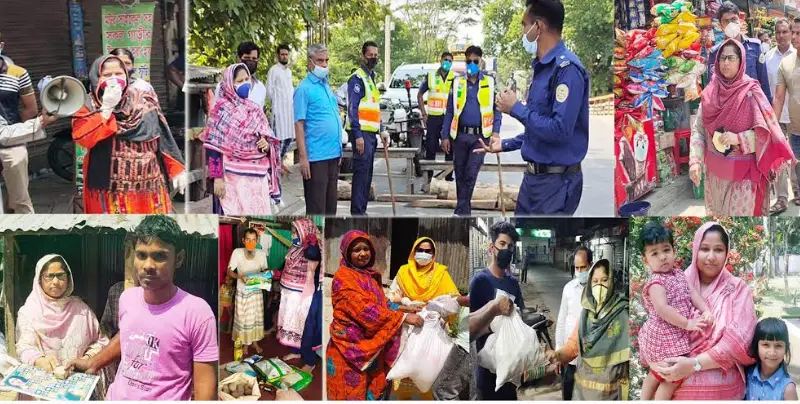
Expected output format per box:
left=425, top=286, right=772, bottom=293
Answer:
left=346, top=41, right=382, bottom=215
left=418, top=52, right=455, bottom=182
left=442, top=45, right=502, bottom=216
left=708, top=1, right=771, bottom=100
left=483, top=0, right=588, bottom=216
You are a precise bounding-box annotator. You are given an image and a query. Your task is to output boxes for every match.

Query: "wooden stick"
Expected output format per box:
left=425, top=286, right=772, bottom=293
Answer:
left=382, top=141, right=397, bottom=215
left=496, top=153, right=506, bottom=216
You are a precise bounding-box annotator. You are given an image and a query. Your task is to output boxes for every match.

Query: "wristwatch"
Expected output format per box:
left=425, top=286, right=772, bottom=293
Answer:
left=693, top=357, right=702, bottom=372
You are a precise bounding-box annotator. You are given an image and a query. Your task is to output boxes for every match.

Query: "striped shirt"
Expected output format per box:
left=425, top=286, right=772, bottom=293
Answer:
left=0, top=63, right=33, bottom=125
left=266, top=63, right=295, bottom=141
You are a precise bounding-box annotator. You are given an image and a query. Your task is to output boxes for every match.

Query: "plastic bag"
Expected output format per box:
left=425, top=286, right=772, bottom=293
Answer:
left=426, top=295, right=461, bottom=316
left=386, top=310, right=454, bottom=392
left=219, top=373, right=261, bottom=401
left=477, top=296, right=547, bottom=392
left=244, top=272, right=273, bottom=292
left=256, top=358, right=297, bottom=384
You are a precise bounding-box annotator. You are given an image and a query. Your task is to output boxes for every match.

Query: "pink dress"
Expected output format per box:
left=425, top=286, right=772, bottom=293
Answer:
left=639, top=268, right=693, bottom=366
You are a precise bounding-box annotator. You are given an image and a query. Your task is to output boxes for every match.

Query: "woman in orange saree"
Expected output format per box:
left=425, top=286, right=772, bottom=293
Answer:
left=326, top=230, right=422, bottom=400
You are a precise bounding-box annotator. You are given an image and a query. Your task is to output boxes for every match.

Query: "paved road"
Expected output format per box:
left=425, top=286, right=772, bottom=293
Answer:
left=225, top=113, right=614, bottom=217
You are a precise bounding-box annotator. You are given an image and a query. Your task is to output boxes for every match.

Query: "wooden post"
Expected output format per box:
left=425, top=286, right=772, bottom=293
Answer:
left=4, top=235, right=16, bottom=358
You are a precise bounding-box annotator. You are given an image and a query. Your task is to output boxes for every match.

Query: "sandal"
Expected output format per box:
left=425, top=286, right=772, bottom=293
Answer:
left=793, top=197, right=800, bottom=206
left=770, top=199, right=788, bottom=215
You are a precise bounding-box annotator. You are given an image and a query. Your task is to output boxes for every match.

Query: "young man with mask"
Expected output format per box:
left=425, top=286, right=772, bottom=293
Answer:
left=555, top=246, right=592, bottom=400
left=346, top=41, right=383, bottom=215
left=0, top=35, right=38, bottom=214
left=293, top=43, right=342, bottom=215
left=418, top=52, right=456, bottom=182
left=708, top=1, right=771, bottom=100
left=66, top=215, right=218, bottom=400
left=267, top=44, right=295, bottom=159
left=484, top=0, right=589, bottom=216
left=216, top=42, right=267, bottom=109
left=469, top=220, right=524, bottom=400
left=774, top=17, right=800, bottom=214
left=441, top=45, right=502, bottom=216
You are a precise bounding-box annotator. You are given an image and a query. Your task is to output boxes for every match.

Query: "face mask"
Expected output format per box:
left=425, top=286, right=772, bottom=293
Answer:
left=292, top=237, right=301, bottom=246
left=243, top=60, right=258, bottom=74
left=576, top=271, right=590, bottom=284
left=725, top=22, right=741, bottom=39
left=522, top=22, right=539, bottom=55
left=312, top=64, right=329, bottom=80
left=100, top=77, right=127, bottom=92
left=245, top=240, right=257, bottom=251
left=592, top=284, right=608, bottom=304
left=495, top=247, right=514, bottom=269
left=441, top=60, right=452, bottom=71
left=467, top=62, right=479, bottom=76
left=415, top=252, right=433, bottom=266
left=235, top=82, right=251, bottom=99
left=366, top=57, right=378, bottom=69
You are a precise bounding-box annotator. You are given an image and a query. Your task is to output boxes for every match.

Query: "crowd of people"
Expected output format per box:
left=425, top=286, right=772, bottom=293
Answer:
left=0, top=216, right=218, bottom=400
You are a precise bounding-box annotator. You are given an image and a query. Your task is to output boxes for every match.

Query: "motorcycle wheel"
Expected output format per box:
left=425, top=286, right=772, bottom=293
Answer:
left=48, top=134, right=75, bottom=182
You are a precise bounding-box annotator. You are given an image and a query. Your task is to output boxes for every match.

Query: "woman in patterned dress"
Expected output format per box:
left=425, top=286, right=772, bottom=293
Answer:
left=71, top=55, right=185, bottom=213
left=650, top=222, right=758, bottom=400
left=689, top=39, right=794, bottom=216
left=326, top=230, right=423, bottom=400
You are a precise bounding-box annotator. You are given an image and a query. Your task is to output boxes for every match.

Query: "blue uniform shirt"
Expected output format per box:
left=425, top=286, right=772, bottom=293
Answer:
left=441, top=72, right=502, bottom=140
left=347, top=65, right=382, bottom=139
left=709, top=36, right=771, bottom=101
left=745, top=365, right=795, bottom=400
left=501, top=41, right=589, bottom=166
left=294, top=73, right=343, bottom=163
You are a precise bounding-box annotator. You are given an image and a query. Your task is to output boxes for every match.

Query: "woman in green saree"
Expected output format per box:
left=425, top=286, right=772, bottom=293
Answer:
left=548, top=259, right=630, bottom=400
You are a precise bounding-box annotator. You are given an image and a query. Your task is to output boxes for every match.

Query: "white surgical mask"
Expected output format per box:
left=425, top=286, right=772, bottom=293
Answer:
left=522, top=23, right=539, bottom=55
left=576, top=271, right=589, bottom=284
left=415, top=252, right=433, bottom=266
left=725, top=22, right=741, bottom=39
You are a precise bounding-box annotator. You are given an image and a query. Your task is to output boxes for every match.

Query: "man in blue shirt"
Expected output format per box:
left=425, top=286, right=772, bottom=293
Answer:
left=469, top=220, right=524, bottom=400
left=293, top=43, right=343, bottom=215
left=708, top=1, right=771, bottom=101
left=347, top=41, right=382, bottom=215
left=441, top=46, right=502, bottom=216
left=485, top=0, right=589, bottom=216
left=418, top=52, right=456, bottom=182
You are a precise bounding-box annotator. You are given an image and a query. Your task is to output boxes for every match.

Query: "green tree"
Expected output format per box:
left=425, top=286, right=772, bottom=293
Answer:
left=562, top=0, right=613, bottom=96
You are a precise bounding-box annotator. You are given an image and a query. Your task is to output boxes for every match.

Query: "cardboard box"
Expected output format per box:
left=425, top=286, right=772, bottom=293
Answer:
left=657, top=131, right=675, bottom=151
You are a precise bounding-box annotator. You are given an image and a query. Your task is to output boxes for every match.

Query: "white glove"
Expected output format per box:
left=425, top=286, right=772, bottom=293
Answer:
left=172, top=172, right=188, bottom=195
left=100, top=83, right=123, bottom=118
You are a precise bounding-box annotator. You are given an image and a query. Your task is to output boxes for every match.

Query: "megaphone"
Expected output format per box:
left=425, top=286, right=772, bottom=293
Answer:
left=40, top=76, right=87, bottom=117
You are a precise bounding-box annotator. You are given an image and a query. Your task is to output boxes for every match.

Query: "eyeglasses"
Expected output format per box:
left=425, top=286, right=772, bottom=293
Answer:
left=44, top=273, right=68, bottom=282
left=416, top=248, right=434, bottom=254
left=719, top=55, right=740, bottom=63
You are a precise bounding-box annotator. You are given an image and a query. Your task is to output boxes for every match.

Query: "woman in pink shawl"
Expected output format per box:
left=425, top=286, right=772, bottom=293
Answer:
left=689, top=39, right=795, bottom=216
left=16, top=255, right=109, bottom=382
left=651, top=222, right=757, bottom=400
left=203, top=63, right=281, bottom=215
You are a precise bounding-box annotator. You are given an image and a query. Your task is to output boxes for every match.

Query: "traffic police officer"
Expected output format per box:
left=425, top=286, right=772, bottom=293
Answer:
left=708, top=1, right=771, bottom=100
left=346, top=41, right=382, bottom=215
left=442, top=45, right=502, bottom=216
left=485, top=0, right=588, bottom=216
left=418, top=51, right=456, bottom=182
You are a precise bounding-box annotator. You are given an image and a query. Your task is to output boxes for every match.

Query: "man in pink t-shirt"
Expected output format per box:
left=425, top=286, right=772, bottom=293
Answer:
left=67, top=216, right=218, bottom=400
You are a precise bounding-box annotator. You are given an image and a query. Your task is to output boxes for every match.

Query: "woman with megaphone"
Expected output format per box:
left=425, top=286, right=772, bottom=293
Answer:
left=70, top=55, right=186, bottom=214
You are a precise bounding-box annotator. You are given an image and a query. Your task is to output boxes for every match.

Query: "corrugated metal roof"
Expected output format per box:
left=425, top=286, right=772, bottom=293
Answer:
left=188, top=65, right=223, bottom=81
left=0, top=215, right=218, bottom=237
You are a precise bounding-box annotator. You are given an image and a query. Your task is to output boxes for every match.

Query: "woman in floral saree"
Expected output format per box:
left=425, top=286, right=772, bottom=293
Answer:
left=649, top=222, right=757, bottom=400
left=551, top=259, right=629, bottom=400
left=326, top=230, right=423, bottom=400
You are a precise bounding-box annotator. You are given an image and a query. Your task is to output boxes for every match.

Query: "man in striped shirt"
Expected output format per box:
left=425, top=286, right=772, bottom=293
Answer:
left=0, top=37, right=38, bottom=213
left=267, top=44, right=295, bottom=159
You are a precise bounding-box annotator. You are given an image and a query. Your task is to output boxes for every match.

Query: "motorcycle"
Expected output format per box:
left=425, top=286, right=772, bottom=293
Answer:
left=381, top=80, right=426, bottom=177
left=521, top=307, right=554, bottom=351
left=47, top=111, right=186, bottom=181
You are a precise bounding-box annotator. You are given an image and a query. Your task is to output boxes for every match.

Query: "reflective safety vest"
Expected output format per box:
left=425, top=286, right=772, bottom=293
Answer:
left=426, top=70, right=454, bottom=116
left=449, top=75, right=495, bottom=139
left=345, top=68, right=381, bottom=133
